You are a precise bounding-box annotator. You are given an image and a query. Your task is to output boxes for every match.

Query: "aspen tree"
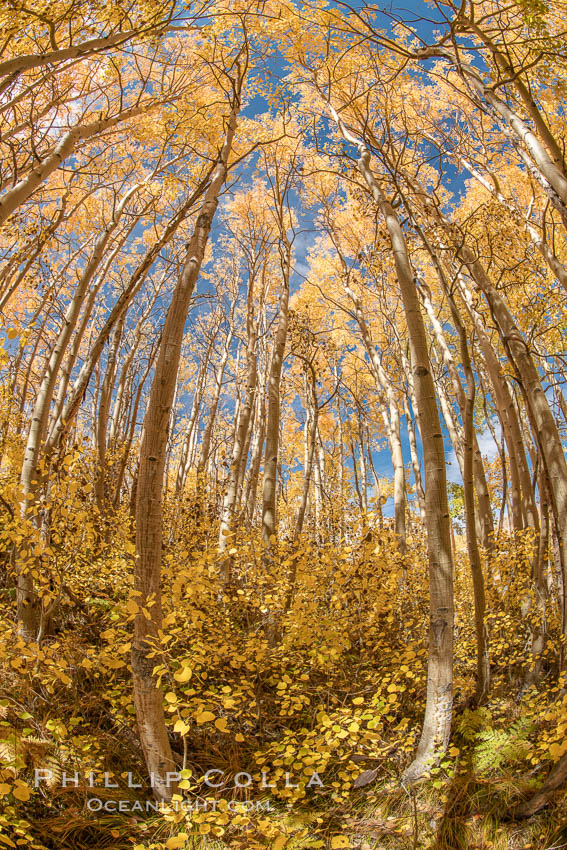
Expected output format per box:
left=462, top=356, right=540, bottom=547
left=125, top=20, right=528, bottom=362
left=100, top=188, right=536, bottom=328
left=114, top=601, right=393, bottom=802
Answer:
left=132, top=53, right=244, bottom=799
left=327, top=102, right=454, bottom=781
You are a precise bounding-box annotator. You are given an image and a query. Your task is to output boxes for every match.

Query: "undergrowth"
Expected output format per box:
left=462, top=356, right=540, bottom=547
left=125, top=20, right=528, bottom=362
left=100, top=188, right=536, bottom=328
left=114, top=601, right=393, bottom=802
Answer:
left=0, top=502, right=566, bottom=849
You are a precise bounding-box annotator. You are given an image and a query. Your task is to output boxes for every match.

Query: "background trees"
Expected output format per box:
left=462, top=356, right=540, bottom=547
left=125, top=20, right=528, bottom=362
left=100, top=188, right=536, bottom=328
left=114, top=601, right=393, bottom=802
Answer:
left=1, top=0, right=567, bottom=846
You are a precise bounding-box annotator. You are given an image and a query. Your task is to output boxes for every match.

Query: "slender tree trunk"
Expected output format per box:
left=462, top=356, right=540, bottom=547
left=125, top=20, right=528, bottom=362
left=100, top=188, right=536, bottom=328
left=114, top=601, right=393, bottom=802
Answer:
left=244, top=384, right=266, bottom=523
left=113, top=346, right=158, bottom=510
left=219, top=275, right=257, bottom=576
left=175, top=342, right=214, bottom=497
left=95, top=317, right=124, bottom=518
left=357, top=410, right=369, bottom=514
left=456, top=317, right=490, bottom=703
left=327, top=110, right=454, bottom=779
left=524, top=462, right=550, bottom=688
left=285, top=365, right=319, bottom=613
left=414, top=271, right=495, bottom=549
left=344, top=283, right=407, bottom=550
left=132, top=86, right=240, bottom=800
left=294, top=366, right=319, bottom=540
left=403, top=395, right=426, bottom=522
left=261, top=236, right=291, bottom=548
left=336, top=390, right=346, bottom=539
left=196, top=327, right=233, bottom=482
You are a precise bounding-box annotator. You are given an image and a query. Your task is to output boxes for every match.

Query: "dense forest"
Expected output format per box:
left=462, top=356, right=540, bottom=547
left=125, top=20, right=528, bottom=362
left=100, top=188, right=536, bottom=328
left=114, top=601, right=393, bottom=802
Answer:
left=0, top=0, right=567, bottom=847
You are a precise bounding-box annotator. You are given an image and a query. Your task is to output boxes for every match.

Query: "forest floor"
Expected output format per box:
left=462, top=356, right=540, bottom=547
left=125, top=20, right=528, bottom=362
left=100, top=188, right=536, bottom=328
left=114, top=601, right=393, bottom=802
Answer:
left=0, top=520, right=566, bottom=850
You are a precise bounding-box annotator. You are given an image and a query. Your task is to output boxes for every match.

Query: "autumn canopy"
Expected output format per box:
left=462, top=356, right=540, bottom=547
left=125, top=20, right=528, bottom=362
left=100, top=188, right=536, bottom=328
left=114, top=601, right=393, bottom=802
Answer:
left=0, top=0, right=567, bottom=847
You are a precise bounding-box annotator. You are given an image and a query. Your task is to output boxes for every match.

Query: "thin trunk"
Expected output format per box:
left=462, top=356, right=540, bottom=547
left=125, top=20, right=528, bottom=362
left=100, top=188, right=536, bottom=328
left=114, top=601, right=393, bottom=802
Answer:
left=196, top=327, right=233, bottom=482
left=218, top=275, right=257, bottom=576
left=358, top=411, right=368, bottom=514
left=456, top=316, right=490, bottom=703
left=344, top=283, right=407, bottom=550
left=286, top=365, right=319, bottom=613
left=414, top=270, right=495, bottom=549
left=261, top=236, right=291, bottom=548
left=175, top=348, right=212, bottom=497
left=295, top=366, right=319, bottom=540
left=113, top=348, right=157, bottom=510
left=403, top=395, right=426, bottom=523
left=132, top=84, right=240, bottom=800
left=336, top=391, right=346, bottom=538
left=244, top=369, right=267, bottom=523
left=95, top=317, right=124, bottom=517
left=329, top=117, right=454, bottom=780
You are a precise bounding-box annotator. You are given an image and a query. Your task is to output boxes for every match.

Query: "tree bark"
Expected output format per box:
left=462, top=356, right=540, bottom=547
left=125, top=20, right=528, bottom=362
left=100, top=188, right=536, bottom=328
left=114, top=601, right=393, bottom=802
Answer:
left=132, top=83, right=240, bottom=800
left=328, top=106, right=454, bottom=781
left=261, top=234, right=291, bottom=548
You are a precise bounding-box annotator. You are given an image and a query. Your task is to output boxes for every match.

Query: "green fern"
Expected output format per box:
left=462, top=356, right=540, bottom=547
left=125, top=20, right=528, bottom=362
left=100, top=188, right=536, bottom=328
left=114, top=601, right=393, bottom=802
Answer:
left=472, top=718, right=533, bottom=775
left=0, top=726, right=63, bottom=787
left=456, top=707, right=492, bottom=742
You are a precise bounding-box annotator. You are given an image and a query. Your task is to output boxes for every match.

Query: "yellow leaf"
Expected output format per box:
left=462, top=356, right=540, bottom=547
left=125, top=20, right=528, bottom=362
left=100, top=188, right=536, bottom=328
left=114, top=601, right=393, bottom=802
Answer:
left=174, top=666, right=192, bottom=683
left=235, top=732, right=245, bottom=742
left=272, top=836, right=288, bottom=850
left=12, top=784, right=31, bottom=801
left=331, top=837, right=350, bottom=849
left=195, top=710, right=215, bottom=724
left=215, top=718, right=228, bottom=732
left=173, top=719, right=190, bottom=734
left=126, top=599, right=139, bottom=615
left=0, top=834, right=16, bottom=847
left=165, top=692, right=177, bottom=703
left=166, top=836, right=188, bottom=849
left=549, top=741, right=567, bottom=760
left=352, top=697, right=364, bottom=705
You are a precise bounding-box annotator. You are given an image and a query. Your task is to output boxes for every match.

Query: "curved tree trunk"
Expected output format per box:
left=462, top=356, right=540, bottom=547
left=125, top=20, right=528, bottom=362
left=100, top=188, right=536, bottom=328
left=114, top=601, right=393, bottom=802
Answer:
left=132, top=84, right=241, bottom=800
left=328, top=106, right=454, bottom=781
